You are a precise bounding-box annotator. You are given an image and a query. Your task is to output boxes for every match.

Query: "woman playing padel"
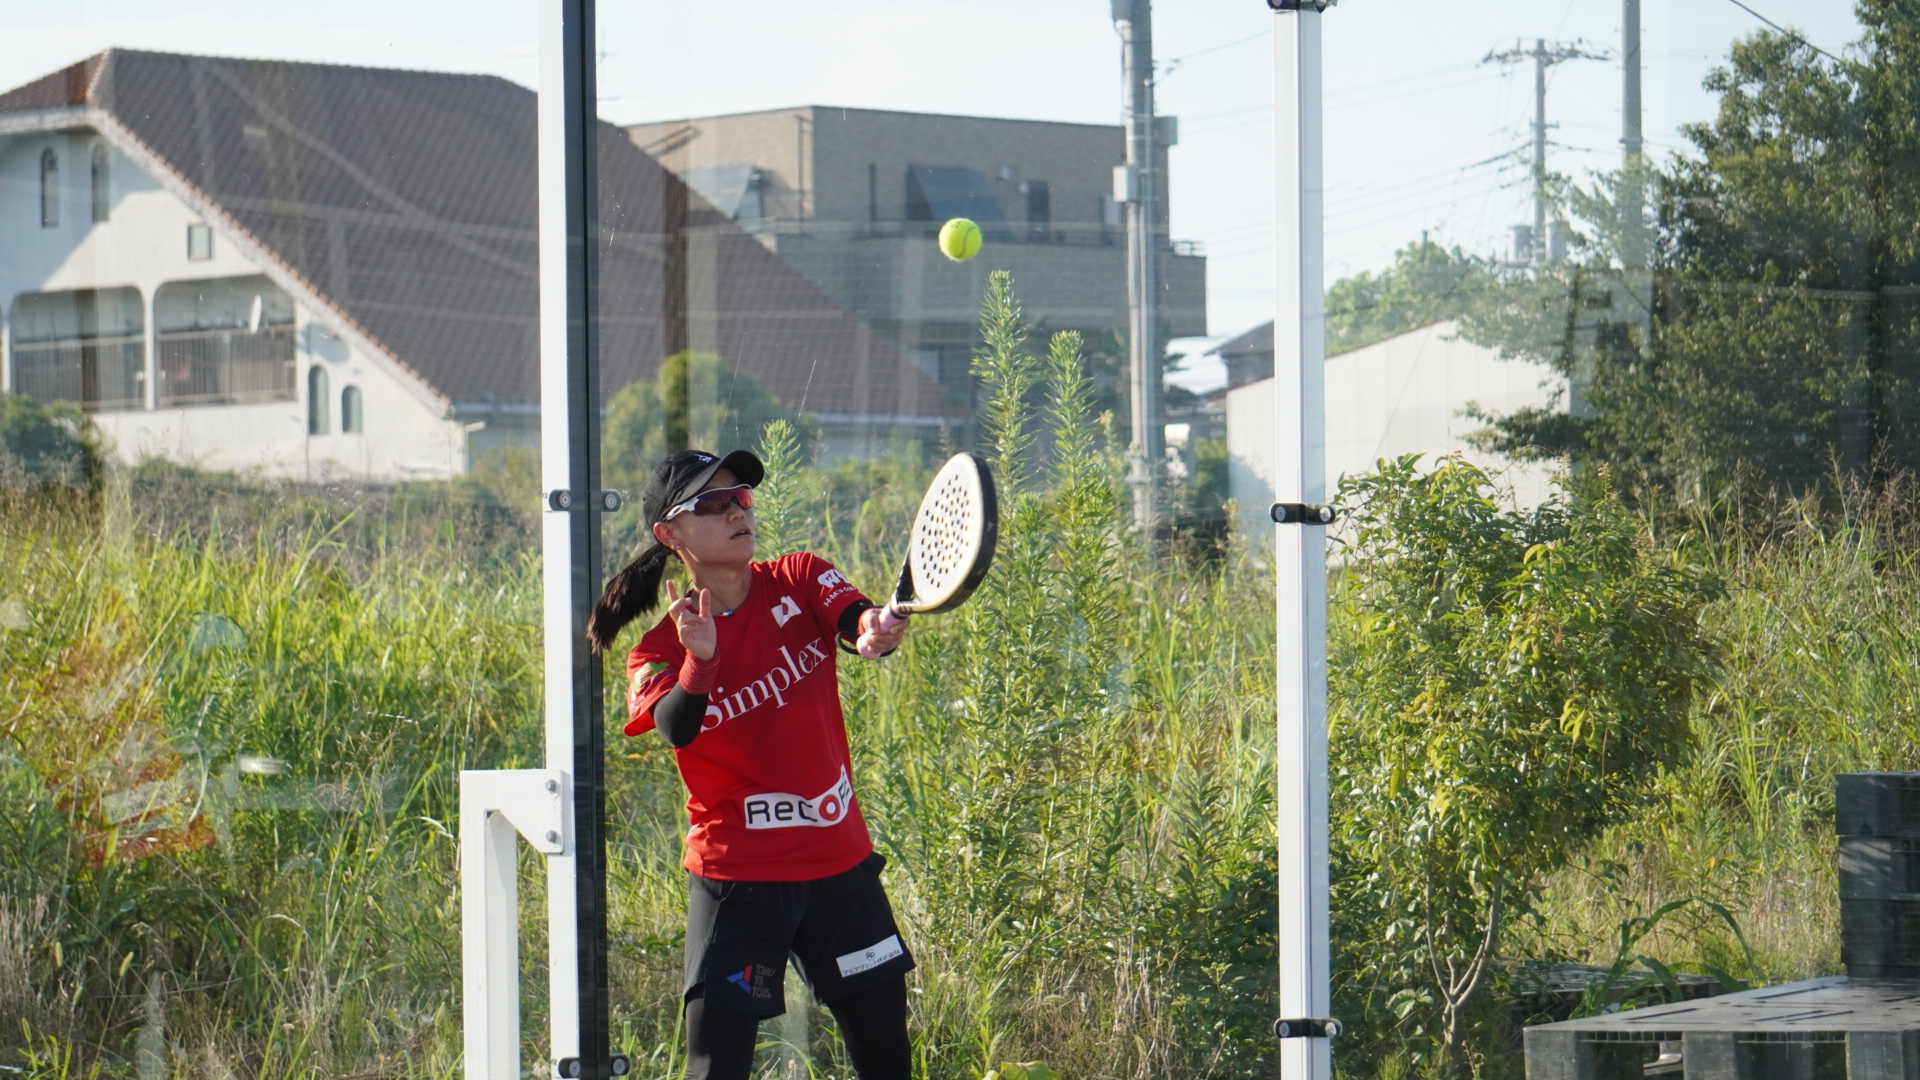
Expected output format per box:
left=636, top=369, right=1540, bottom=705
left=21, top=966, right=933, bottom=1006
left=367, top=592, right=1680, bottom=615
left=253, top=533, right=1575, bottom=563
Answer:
left=587, top=448, right=915, bottom=1080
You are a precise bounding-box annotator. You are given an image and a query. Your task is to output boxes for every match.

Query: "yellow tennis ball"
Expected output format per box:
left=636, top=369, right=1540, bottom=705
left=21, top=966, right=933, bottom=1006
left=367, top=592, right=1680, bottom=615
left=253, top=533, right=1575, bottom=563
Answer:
left=938, top=217, right=983, bottom=261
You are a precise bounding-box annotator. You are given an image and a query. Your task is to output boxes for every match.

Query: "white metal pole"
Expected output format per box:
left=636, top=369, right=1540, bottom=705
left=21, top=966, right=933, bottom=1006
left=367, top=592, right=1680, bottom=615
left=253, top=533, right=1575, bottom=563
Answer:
left=1273, top=6, right=1331, bottom=1080
left=537, top=0, right=583, bottom=1052
left=538, top=0, right=610, bottom=1074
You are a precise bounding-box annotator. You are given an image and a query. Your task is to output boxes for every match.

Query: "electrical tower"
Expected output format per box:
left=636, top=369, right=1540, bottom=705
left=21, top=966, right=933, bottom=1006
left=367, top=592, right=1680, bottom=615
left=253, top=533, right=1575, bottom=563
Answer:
left=1483, top=37, right=1608, bottom=264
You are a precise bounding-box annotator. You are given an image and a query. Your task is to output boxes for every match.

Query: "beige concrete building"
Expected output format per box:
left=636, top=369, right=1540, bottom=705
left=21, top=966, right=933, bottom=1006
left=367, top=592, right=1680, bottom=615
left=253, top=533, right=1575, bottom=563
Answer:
left=629, top=106, right=1207, bottom=397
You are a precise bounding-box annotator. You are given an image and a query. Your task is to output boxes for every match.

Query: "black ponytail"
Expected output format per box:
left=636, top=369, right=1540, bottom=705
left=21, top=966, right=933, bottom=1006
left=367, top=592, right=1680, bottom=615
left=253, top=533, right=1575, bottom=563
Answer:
left=587, top=540, right=675, bottom=653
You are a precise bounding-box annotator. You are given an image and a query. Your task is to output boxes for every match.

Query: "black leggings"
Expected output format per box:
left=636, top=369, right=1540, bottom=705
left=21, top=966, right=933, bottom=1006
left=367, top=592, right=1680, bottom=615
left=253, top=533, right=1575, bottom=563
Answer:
left=684, top=975, right=910, bottom=1080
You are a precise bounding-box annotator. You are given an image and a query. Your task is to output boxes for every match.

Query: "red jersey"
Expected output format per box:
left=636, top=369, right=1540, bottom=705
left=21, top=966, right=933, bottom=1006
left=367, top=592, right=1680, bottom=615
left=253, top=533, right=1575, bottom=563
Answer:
left=625, top=552, right=874, bottom=881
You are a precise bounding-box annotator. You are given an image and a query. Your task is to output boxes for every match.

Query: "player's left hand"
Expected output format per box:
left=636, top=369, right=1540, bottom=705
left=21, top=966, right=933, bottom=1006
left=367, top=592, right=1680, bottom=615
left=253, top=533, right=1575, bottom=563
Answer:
left=855, top=606, right=908, bottom=658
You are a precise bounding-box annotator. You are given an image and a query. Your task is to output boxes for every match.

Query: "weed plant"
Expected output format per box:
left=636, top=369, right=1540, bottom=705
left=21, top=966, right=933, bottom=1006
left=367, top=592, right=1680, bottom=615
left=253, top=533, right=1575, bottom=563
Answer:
left=13, top=277, right=1920, bottom=1080
left=0, top=272, right=1281, bottom=1080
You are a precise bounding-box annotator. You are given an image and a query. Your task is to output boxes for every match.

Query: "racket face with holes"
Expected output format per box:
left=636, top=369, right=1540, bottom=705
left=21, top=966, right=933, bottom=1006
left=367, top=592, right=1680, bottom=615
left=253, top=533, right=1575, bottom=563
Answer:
left=893, top=453, right=998, bottom=615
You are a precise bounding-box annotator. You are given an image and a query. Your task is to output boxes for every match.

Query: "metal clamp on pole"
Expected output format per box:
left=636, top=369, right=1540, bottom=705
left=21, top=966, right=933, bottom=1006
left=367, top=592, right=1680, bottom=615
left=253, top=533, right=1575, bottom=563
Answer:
left=1271, top=502, right=1337, bottom=525
left=553, top=1055, right=630, bottom=1079
left=1266, top=0, right=1336, bottom=11
left=1275, top=1017, right=1343, bottom=1039
left=545, top=490, right=625, bottom=513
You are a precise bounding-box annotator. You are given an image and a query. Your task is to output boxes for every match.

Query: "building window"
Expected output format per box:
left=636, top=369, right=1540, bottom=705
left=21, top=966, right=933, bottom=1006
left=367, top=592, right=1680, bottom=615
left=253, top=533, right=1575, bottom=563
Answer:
left=7, top=287, right=146, bottom=412
left=340, top=385, right=363, bottom=433
left=1022, top=180, right=1050, bottom=236
left=91, top=145, right=110, bottom=223
left=40, top=148, right=59, bottom=228
left=308, top=366, right=330, bottom=434
left=154, top=276, right=297, bottom=407
left=186, top=224, right=213, bottom=260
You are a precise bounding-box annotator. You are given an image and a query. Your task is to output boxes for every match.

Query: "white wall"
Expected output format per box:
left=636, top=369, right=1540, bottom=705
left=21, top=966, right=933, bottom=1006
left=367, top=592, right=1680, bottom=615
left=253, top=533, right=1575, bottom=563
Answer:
left=0, top=127, right=469, bottom=480
left=1226, top=320, right=1566, bottom=537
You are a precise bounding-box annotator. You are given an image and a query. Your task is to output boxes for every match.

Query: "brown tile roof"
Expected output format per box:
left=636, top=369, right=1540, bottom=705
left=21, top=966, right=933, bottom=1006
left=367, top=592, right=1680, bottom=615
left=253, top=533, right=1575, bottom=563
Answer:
left=1, top=50, right=954, bottom=418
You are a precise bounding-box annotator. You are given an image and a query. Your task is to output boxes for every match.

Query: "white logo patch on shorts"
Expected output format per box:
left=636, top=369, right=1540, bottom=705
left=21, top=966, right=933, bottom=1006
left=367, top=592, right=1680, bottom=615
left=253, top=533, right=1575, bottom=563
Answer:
left=742, top=767, right=854, bottom=829
left=836, top=934, right=904, bottom=978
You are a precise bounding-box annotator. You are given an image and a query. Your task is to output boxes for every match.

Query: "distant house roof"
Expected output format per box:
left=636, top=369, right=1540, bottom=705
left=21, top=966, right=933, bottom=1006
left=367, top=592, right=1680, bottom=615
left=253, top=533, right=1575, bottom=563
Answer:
left=0, top=50, right=954, bottom=419
left=1215, top=321, right=1273, bottom=361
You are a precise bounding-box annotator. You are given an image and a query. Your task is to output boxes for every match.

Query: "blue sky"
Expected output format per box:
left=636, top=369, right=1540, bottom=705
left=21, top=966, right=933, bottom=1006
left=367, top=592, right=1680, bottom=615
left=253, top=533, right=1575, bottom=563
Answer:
left=3, top=0, right=1867, bottom=385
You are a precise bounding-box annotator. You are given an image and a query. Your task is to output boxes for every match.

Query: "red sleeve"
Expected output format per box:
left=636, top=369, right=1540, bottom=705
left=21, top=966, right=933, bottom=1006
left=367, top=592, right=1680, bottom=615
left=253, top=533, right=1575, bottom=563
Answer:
left=780, top=552, right=870, bottom=639
left=623, top=618, right=685, bottom=737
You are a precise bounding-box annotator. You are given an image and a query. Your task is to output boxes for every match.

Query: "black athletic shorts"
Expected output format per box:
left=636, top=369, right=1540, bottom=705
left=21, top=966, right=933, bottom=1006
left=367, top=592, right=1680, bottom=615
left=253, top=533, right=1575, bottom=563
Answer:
left=684, top=850, right=915, bottom=1018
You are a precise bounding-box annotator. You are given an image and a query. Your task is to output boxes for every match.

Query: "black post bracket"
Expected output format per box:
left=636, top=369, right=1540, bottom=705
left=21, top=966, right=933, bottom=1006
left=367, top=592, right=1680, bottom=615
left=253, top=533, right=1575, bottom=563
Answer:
left=544, top=490, right=625, bottom=513
left=1271, top=502, right=1337, bottom=525
left=1275, top=1017, right=1343, bottom=1039
left=1266, top=0, right=1336, bottom=11
left=553, top=1055, right=630, bottom=1080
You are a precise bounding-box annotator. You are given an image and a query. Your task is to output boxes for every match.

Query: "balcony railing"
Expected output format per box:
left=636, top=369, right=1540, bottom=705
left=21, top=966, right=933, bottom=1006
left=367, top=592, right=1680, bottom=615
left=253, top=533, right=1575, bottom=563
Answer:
left=10, top=335, right=146, bottom=412
left=157, top=326, right=297, bottom=407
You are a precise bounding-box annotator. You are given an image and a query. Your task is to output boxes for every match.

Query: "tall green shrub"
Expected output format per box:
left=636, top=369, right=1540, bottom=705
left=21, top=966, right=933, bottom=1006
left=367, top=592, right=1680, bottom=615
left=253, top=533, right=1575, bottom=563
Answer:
left=1329, top=456, right=1721, bottom=1073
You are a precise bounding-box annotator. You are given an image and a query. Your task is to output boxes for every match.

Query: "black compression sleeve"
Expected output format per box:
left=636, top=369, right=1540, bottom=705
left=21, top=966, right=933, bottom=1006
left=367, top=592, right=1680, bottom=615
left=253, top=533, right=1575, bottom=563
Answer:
left=653, top=685, right=707, bottom=749
left=838, top=599, right=876, bottom=645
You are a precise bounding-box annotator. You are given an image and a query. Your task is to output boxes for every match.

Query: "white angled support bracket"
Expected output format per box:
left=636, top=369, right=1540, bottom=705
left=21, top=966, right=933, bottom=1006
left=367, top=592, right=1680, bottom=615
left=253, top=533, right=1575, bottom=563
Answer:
left=462, top=769, right=568, bottom=1080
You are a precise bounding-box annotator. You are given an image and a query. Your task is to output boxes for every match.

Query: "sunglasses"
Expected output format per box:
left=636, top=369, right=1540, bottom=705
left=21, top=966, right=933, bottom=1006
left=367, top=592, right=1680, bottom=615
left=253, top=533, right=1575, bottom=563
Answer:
left=664, top=484, right=755, bottom=520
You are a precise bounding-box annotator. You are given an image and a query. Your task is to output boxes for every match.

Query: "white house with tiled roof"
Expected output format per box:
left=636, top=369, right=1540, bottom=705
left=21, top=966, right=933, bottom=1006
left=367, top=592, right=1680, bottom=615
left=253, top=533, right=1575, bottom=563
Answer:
left=0, top=51, right=956, bottom=481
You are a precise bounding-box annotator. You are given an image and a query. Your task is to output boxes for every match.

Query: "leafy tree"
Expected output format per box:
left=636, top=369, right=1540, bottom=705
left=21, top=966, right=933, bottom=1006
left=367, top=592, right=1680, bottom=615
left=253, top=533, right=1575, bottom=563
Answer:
left=1328, top=456, right=1720, bottom=1074
left=1468, top=4, right=1920, bottom=506
left=601, top=351, right=801, bottom=489
left=1327, top=240, right=1495, bottom=356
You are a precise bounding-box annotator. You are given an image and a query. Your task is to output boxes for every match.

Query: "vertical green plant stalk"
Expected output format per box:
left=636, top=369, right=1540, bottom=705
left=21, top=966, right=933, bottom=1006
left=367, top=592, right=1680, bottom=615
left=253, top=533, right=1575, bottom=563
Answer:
left=974, top=271, right=1038, bottom=494
left=752, top=419, right=807, bottom=560
left=1044, top=330, right=1125, bottom=701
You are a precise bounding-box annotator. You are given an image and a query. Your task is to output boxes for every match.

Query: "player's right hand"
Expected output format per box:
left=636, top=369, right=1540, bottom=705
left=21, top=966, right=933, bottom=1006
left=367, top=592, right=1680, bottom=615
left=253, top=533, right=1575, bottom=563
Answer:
left=664, top=580, right=717, bottom=661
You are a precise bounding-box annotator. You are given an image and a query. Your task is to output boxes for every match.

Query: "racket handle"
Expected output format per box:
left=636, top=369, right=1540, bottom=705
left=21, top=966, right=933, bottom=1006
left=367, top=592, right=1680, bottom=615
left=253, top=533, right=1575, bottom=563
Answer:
left=856, top=605, right=910, bottom=659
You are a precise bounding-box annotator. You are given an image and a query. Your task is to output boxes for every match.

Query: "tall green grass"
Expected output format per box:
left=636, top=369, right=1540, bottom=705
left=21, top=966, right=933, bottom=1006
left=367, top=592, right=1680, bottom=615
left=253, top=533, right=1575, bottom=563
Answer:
left=0, top=274, right=1281, bottom=1079
left=11, top=304, right=1920, bottom=1080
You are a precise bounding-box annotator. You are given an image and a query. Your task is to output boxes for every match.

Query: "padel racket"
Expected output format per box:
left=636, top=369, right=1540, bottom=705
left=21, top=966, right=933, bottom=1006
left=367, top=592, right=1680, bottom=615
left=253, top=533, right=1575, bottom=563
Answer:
left=857, top=452, right=999, bottom=657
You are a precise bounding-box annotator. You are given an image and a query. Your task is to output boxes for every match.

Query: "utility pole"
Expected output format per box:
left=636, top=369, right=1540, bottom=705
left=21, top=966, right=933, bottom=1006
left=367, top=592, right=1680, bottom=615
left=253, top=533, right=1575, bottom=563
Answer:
left=1619, top=0, right=1651, bottom=412
left=1483, top=38, right=1607, bottom=264
left=1622, top=0, right=1642, bottom=165
left=1113, top=0, right=1161, bottom=531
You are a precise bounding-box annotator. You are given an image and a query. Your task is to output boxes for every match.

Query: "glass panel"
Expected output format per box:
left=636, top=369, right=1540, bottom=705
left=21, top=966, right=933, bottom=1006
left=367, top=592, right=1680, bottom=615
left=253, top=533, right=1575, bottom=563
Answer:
left=1, top=8, right=540, bottom=1080
left=596, top=5, right=1241, bottom=1078
left=1309, top=4, right=1882, bottom=1080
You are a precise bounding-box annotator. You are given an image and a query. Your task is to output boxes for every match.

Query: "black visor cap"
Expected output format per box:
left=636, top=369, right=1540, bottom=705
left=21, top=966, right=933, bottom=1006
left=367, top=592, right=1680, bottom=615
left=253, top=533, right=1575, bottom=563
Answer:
left=642, top=449, right=765, bottom=526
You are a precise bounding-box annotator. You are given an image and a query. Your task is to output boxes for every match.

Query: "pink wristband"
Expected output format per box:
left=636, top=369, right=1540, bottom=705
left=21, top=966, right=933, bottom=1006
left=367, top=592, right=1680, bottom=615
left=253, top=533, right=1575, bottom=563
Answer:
left=678, top=651, right=719, bottom=695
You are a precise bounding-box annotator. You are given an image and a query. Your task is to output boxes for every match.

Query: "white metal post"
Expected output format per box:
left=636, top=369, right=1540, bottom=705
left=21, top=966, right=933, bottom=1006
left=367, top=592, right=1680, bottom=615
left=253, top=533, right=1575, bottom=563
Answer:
left=460, top=769, right=568, bottom=1080
left=537, top=0, right=610, bottom=1075
left=1273, top=6, right=1331, bottom=1080
left=463, top=803, right=520, bottom=1080
left=537, top=0, right=584, bottom=1030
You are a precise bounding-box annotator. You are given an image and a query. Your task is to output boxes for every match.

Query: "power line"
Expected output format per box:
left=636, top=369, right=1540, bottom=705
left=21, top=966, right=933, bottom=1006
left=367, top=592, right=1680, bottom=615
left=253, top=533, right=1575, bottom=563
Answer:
left=1157, top=29, right=1267, bottom=80
left=1720, top=0, right=1845, bottom=64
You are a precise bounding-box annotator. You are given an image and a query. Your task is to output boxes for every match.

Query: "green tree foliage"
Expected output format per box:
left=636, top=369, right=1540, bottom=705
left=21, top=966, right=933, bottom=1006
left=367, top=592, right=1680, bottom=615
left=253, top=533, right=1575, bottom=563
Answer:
left=602, top=351, right=801, bottom=488
left=1327, top=240, right=1495, bottom=356
left=1328, top=456, right=1721, bottom=1073
left=1468, top=5, right=1920, bottom=505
